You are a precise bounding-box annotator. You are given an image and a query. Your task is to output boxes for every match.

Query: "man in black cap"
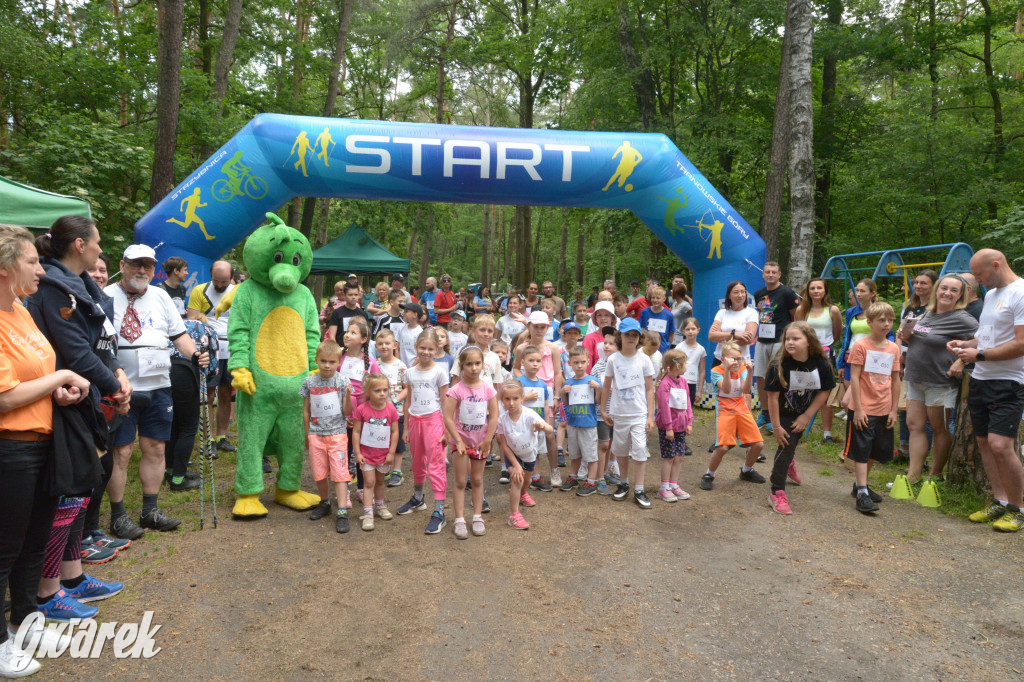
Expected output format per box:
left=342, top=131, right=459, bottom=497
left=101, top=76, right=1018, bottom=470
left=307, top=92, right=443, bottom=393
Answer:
left=390, top=273, right=410, bottom=300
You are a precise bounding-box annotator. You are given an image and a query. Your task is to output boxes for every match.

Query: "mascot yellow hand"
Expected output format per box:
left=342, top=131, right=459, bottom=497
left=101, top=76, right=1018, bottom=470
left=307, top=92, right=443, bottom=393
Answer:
left=231, top=367, right=256, bottom=395
left=215, top=286, right=237, bottom=319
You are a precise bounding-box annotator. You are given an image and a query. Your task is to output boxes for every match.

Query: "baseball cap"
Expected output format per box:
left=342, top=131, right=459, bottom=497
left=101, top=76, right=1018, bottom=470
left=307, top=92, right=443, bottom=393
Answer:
left=631, top=279, right=641, bottom=286
left=591, top=301, right=616, bottom=320
left=391, top=273, right=406, bottom=282
left=452, top=310, right=466, bottom=319
left=122, top=244, right=157, bottom=262
left=528, top=310, right=550, bottom=325
left=561, top=321, right=582, bottom=334
left=618, top=318, right=642, bottom=335
left=401, top=302, right=423, bottom=315
left=347, top=273, right=358, bottom=279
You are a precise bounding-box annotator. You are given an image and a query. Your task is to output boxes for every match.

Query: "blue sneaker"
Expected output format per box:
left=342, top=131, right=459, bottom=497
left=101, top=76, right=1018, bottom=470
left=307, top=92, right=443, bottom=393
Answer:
left=397, top=495, right=426, bottom=515
left=597, top=480, right=613, bottom=496
left=63, top=575, right=124, bottom=604
left=755, top=412, right=770, bottom=429
left=604, top=472, right=621, bottom=486
left=37, top=590, right=98, bottom=621
left=425, top=511, right=446, bottom=534
left=765, top=422, right=774, bottom=434
left=86, top=530, right=131, bottom=552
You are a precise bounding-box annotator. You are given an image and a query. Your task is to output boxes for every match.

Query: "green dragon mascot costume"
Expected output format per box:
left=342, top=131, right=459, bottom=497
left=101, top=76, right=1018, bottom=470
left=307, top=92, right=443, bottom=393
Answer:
left=228, top=212, right=321, bottom=518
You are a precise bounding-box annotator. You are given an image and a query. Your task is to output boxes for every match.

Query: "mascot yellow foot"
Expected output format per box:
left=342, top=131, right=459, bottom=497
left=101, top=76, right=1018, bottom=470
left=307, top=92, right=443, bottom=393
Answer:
left=232, top=494, right=268, bottom=519
left=274, top=487, right=320, bottom=511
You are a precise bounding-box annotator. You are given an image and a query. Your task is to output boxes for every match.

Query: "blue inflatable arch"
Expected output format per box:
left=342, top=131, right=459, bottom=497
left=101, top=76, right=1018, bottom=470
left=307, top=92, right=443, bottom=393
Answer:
left=136, top=114, right=766, bottom=366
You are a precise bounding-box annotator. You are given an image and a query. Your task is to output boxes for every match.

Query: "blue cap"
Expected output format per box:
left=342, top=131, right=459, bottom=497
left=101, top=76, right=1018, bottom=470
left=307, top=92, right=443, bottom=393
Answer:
left=561, top=321, right=582, bottom=334
left=618, top=317, right=642, bottom=335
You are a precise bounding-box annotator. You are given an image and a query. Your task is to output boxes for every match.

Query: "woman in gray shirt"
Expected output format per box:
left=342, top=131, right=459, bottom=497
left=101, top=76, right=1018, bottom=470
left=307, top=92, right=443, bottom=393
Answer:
left=900, top=274, right=978, bottom=484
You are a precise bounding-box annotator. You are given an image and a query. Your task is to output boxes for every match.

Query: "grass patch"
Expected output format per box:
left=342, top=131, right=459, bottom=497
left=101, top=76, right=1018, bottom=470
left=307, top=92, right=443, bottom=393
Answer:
left=818, top=468, right=834, bottom=477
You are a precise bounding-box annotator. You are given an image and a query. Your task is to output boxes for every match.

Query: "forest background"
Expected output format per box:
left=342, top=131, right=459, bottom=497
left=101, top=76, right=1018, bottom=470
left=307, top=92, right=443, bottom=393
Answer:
left=1, top=0, right=1023, bottom=297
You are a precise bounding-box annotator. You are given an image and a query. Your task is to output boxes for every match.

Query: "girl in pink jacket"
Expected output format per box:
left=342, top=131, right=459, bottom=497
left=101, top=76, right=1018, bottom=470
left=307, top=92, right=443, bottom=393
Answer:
left=655, top=350, right=694, bottom=502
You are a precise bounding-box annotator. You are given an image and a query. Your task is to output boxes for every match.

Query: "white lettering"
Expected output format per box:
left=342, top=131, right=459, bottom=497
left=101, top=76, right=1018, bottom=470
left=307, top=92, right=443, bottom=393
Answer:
left=112, top=623, right=139, bottom=657
left=543, top=144, right=590, bottom=181
left=393, top=137, right=441, bottom=175
left=89, top=621, right=120, bottom=658
left=70, top=619, right=97, bottom=658
left=128, top=612, right=162, bottom=658
left=443, top=140, right=490, bottom=178
left=497, top=142, right=542, bottom=180
left=345, top=135, right=391, bottom=174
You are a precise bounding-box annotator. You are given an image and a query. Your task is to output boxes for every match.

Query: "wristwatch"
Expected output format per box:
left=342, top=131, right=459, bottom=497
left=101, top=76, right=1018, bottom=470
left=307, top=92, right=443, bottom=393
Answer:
left=976, top=349, right=986, bottom=362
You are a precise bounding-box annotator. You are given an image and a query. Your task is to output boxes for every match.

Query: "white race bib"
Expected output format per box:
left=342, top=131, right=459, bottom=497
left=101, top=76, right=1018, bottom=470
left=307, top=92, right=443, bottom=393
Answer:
left=669, top=387, right=689, bottom=410
left=426, top=300, right=434, bottom=311
left=359, top=421, right=391, bottom=449
left=339, top=356, right=365, bottom=383
left=174, top=298, right=185, bottom=315
left=864, top=350, right=894, bottom=375
left=459, top=400, right=487, bottom=426
left=412, top=383, right=438, bottom=411
left=311, top=391, right=342, bottom=418
left=977, top=325, right=994, bottom=349
left=508, top=431, right=535, bottom=458
left=217, top=336, right=229, bottom=360
left=524, top=389, right=545, bottom=410
left=568, top=384, right=595, bottom=406
left=789, top=369, right=821, bottom=391
left=341, top=316, right=352, bottom=332
left=614, top=361, right=644, bottom=389
left=758, top=323, right=776, bottom=340
left=647, top=318, right=667, bottom=334
left=137, top=348, right=171, bottom=378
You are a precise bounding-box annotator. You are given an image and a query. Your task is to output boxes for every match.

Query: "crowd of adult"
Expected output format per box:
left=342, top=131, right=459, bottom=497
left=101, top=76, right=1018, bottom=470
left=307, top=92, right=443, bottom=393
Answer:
left=1, top=211, right=1022, bottom=676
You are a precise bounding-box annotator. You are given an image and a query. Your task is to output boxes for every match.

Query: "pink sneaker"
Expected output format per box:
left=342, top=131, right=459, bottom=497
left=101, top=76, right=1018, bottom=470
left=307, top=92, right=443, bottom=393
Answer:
left=787, top=461, right=802, bottom=485
left=520, top=492, right=536, bottom=508
left=670, top=484, right=691, bottom=501
left=658, top=489, right=677, bottom=503
left=508, top=511, right=530, bottom=530
left=769, top=489, right=793, bottom=515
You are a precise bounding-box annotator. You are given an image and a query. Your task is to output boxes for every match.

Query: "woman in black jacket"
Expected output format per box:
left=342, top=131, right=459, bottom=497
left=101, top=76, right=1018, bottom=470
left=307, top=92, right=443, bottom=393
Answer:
left=27, top=216, right=133, bottom=618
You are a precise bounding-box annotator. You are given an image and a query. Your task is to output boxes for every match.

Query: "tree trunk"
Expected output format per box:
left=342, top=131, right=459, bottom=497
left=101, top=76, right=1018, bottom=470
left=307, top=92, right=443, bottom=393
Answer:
left=616, top=0, right=657, bottom=131
left=503, top=207, right=511, bottom=285
left=198, top=0, right=212, bottom=74
left=481, top=205, right=491, bottom=285
left=814, top=0, right=841, bottom=240
left=111, top=0, right=128, bottom=127
left=979, top=0, right=1004, bottom=221
left=532, top=207, right=543, bottom=276
left=150, top=0, right=185, bottom=207
left=760, top=3, right=792, bottom=261
left=489, top=204, right=498, bottom=287
left=419, top=208, right=434, bottom=289
left=212, top=0, right=244, bottom=118
left=575, top=216, right=584, bottom=287
left=785, top=0, right=815, bottom=289
left=436, top=0, right=458, bottom=124
left=559, top=208, right=568, bottom=292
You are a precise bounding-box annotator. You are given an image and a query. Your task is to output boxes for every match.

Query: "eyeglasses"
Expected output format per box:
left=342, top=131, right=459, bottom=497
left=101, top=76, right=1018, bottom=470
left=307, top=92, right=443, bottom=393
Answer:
left=124, top=260, right=155, bottom=270
left=441, top=278, right=451, bottom=282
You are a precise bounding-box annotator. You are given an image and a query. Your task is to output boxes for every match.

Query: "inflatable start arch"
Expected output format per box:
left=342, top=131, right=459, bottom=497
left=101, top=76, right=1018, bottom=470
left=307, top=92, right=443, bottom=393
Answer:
left=136, top=114, right=766, bottom=363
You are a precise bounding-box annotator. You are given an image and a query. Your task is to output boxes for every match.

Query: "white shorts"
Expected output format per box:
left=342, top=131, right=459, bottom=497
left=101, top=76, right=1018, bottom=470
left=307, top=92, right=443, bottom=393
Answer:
left=754, top=341, right=782, bottom=378
left=610, top=416, right=648, bottom=461
left=906, top=382, right=957, bottom=409
left=360, top=462, right=391, bottom=474
left=566, top=425, right=598, bottom=463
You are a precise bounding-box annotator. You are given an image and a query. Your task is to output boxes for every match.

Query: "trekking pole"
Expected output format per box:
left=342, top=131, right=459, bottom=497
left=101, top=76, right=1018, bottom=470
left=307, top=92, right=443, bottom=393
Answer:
left=197, top=364, right=217, bottom=529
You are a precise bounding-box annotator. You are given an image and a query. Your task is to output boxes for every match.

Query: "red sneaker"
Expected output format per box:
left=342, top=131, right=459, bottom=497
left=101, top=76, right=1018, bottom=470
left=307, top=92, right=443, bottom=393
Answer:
left=519, top=492, right=536, bottom=508
left=787, top=460, right=802, bottom=485
left=769, top=489, right=793, bottom=515
left=508, top=511, right=530, bottom=530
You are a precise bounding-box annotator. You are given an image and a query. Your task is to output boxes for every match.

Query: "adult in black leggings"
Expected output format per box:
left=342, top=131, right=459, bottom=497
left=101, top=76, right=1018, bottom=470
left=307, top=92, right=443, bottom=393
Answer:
left=166, top=318, right=218, bottom=488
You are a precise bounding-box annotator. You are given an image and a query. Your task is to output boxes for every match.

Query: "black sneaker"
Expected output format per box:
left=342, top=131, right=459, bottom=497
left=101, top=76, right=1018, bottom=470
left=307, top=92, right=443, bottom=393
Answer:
left=699, top=473, right=715, bottom=491
left=481, top=496, right=491, bottom=514
left=850, top=484, right=883, bottom=503
left=756, top=453, right=766, bottom=463
left=634, top=490, right=652, bottom=509
left=335, top=512, right=350, bottom=533
left=168, top=477, right=202, bottom=492
left=577, top=481, right=598, bottom=496
left=484, top=455, right=495, bottom=468
left=217, top=438, right=237, bottom=453
left=530, top=477, right=553, bottom=492
left=262, top=456, right=272, bottom=474
left=684, top=446, right=693, bottom=456
left=139, top=508, right=181, bottom=531
left=612, top=483, right=630, bottom=501
left=87, top=530, right=131, bottom=552
left=559, top=476, right=579, bottom=492
left=309, top=500, right=331, bottom=520
left=557, top=451, right=566, bottom=467
left=203, top=439, right=219, bottom=460
left=856, top=493, right=879, bottom=513
left=80, top=544, right=118, bottom=565
left=111, top=515, right=145, bottom=540
left=498, top=470, right=510, bottom=484
left=823, top=435, right=836, bottom=445
left=163, top=471, right=200, bottom=483
left=739, top=468, right=766, bottom=484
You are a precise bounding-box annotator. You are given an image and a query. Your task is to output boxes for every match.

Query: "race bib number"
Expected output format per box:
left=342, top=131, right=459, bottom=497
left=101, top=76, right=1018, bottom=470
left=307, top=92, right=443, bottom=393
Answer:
left=311, top=391, right=341, bottom=418
left=459, top=400, right=487, bottom=426
left=614, top=362, right=644, bottom=389
left=647, top=318, right=667, bottom=334
left=524, top=389, right=545, bottom=410
left=669, top=387, right=689, bottom=410
left=977, top=325, right=994, bottom=349
left=342, top=317, right=352, bottom=332
left=864, top=350, right=894, bottom=375
left=412, top=384, right=438, bottom=411
left=173, top=298, right=185, bottom=315
left=568, top=384, right=595, bottom=406
left=137, top=348, right=171, bottom=378
left=217, top=336, right=229, bottom=360
left=789, top=369, right=821, bottom=391
left=758, top=323, right=776, bottom=340
left=339, top=356, right=365, bottom=383
left=359, top=421, right=391, bottom=449
left=426, top=300, right=434, bottom=311
left=507, top=430, right=534, bottom=457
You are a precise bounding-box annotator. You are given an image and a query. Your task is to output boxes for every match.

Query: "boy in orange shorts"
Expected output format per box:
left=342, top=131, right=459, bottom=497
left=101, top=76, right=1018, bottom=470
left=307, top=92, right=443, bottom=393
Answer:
left=700, top=340, right=765, bottom=490
left=299, top=340, right=354, bottom=533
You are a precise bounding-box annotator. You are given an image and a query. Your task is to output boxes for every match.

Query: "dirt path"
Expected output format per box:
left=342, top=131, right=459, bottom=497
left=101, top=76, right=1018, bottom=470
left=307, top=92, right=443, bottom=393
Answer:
left=43, top=413, right=1024, bottom=681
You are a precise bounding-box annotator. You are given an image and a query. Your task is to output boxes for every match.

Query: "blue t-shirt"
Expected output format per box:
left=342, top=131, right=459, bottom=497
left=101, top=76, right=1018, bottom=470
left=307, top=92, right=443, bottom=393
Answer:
left=420, top=290, right=437, bottom=324
left=563, top=374, right=600, bottom=428
left=517, top=375, right=550, bottom=418
left=639, top=306, right=676, bottom=352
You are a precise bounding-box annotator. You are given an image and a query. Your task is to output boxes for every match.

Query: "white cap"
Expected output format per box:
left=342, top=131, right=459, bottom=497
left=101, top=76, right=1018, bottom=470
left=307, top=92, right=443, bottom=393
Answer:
left=123, top=244, right=157, bottom=261
left=527, top=310, right=550, bottom=325
left=590, top=301, right=618, bottom=328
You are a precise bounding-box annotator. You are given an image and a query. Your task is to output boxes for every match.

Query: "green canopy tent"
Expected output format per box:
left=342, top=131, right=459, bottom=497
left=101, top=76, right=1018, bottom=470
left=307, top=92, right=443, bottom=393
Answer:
left=0, top=175, right=92, bottom=228
left=310, top=223, right=410, bottom=277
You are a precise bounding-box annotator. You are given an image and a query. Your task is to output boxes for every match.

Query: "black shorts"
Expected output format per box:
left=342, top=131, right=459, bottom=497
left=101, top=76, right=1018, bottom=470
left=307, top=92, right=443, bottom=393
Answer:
left=503, top=455, right=536, bottom=472
left=843, top=415, right=894, bottom=464
left=967, top=378, right=1024, bottom=438
left=396, top=415, right=406, bottom=454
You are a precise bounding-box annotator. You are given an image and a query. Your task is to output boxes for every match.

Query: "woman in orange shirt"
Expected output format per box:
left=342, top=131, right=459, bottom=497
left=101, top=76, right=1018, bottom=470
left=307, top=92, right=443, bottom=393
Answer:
left=0, top=224, right=90, bottom=675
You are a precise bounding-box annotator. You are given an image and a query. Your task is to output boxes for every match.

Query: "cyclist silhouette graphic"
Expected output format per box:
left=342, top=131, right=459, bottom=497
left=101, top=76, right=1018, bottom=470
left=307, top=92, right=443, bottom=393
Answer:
left=212, top=151, right=268, bottom=202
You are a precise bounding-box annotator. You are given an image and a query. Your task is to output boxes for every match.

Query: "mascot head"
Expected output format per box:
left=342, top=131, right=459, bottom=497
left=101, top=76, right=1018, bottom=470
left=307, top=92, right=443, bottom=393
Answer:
left=243, top=212, right=312, bottom=293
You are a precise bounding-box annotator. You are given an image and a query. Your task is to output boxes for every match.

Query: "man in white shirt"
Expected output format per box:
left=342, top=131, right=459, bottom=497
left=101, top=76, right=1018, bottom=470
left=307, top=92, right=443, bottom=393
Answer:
left=105, top=244, right=208, bottom=539
left=188, top=260, right=236, bottom=453
left=950, top=249, right=1024, bottom=532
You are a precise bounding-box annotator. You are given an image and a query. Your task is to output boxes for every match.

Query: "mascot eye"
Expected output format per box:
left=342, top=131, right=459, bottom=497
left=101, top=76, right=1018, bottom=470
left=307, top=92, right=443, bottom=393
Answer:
left=273, top=251, right=284, bottom=264
left=292, top=253, right=301, bottom=267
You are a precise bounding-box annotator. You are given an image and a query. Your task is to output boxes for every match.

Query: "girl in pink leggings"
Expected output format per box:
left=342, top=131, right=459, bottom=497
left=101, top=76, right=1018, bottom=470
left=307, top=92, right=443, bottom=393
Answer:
left=397, top=328, right=451, bottom=535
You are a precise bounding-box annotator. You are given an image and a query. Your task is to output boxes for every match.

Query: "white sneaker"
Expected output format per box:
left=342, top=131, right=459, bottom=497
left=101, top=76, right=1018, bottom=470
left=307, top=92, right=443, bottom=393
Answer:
left=0, top=638, right=41, bottom=677
left=8, top=616, right=71, bottom=658
left=549, top=468, right=562, bottom=488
